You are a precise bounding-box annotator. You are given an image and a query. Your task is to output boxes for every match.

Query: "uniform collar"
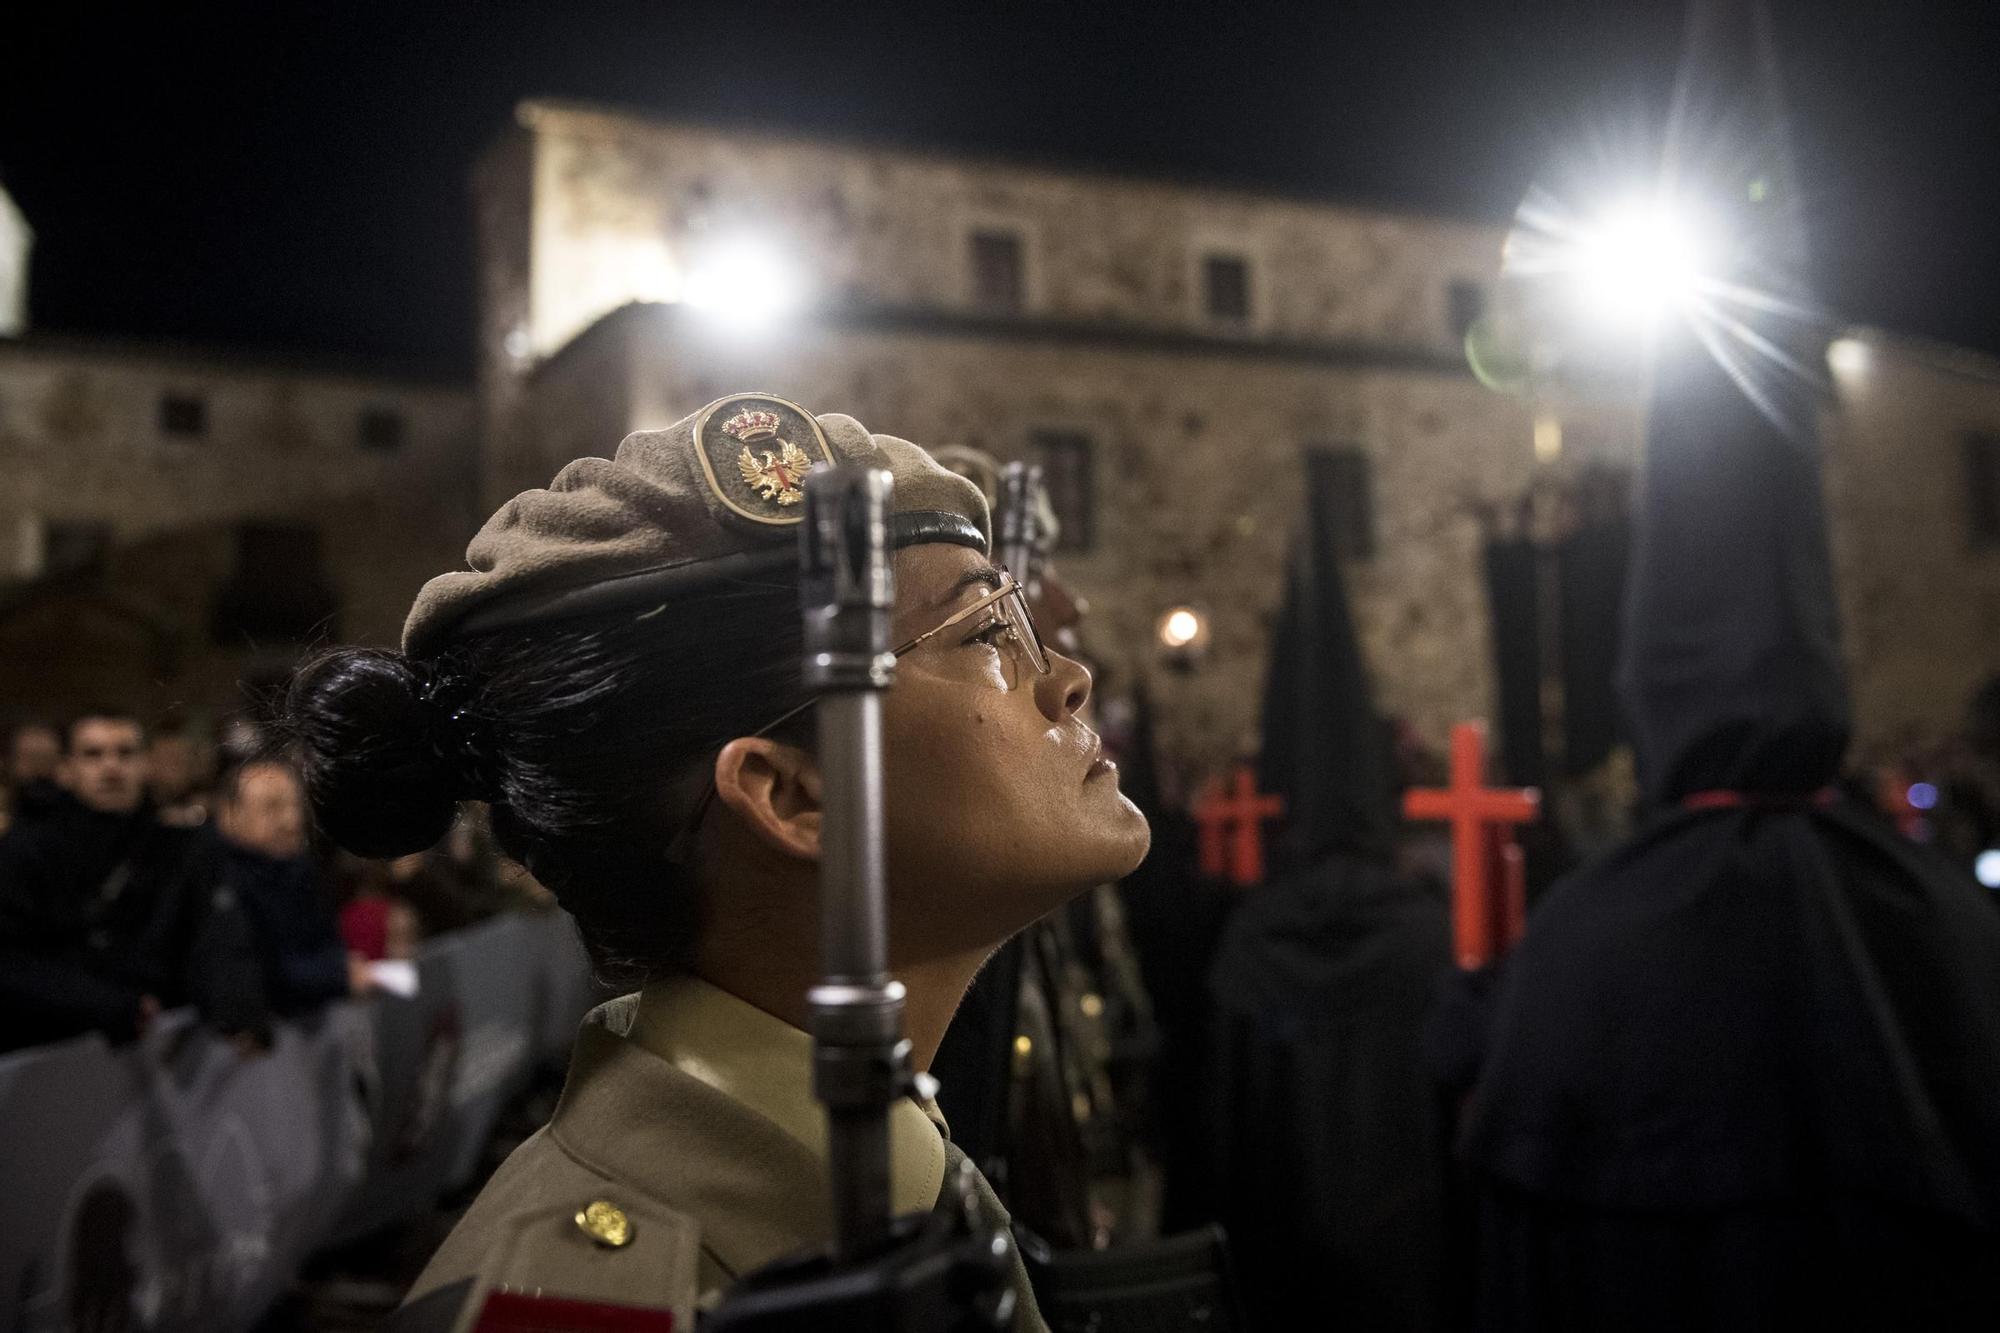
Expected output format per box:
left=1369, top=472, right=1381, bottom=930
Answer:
left=549, top=994, right=823, bottom=1283
left=628, top=976, right=947, bottom=1219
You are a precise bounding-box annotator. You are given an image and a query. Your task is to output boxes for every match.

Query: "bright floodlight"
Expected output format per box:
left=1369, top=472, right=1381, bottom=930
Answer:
left=682, top=239, right=802, bottom=328
left=1573, top=196, right=1710, bottom=326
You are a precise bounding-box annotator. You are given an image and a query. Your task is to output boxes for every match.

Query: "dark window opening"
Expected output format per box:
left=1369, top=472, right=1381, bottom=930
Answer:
left=211, top=522, right=339, bottom=645
left=970, top=230, right=1025, bottom=313
left=1308, top=445, right=1376, bottom=562
left=1448, top=279, right=1487, bottom=340
left=43, top=521, right=112, bottom=579
left=1203, top=253, right=1252, bottom=323
left=159, top=393, right=206, bottom=437
left=359, top=407, right=406, bottom=451
left=1967, top=433, right=2000, bottom=547
left=1031, top=430, right=1097, bottom=554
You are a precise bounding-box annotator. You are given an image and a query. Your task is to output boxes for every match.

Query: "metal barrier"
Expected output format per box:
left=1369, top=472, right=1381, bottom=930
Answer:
left=0, top=909, right=604, bottom=1333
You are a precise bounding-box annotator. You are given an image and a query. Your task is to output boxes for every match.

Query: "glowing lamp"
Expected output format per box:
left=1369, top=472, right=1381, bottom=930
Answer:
left=1158, top=607, right=1207, bottom=651
left=1977, top=850, right=2000, bottom=890
left=1907, top=782, right=1939, bottom=812
left=1827, top=337, right=1870, bottom=377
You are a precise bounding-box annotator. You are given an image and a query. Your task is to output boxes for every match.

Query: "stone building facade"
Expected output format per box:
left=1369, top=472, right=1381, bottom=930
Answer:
left=1825, top=334, right=2000, bottom=758
left=0, top=335, right=476, bottom=722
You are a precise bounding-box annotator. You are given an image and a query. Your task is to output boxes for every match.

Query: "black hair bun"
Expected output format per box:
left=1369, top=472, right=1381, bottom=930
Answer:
left=284, top=647, right=461, bottom=858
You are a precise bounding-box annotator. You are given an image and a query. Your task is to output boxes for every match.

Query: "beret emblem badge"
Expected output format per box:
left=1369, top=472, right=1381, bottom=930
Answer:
left=727, top=409, right=814, bottom=507
left=691, top=393, right=837, bottom=525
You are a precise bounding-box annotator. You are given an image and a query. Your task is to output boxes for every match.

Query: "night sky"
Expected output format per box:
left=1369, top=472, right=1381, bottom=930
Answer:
left=4, top=0, right=1995, bottom=379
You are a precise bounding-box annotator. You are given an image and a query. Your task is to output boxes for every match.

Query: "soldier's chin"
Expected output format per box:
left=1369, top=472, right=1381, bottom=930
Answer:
left=1072, top=802, right=1151, bottom=884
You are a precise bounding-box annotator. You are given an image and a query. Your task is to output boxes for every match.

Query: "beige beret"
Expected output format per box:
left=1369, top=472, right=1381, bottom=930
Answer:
left=403, top=394, right=989, bottom=656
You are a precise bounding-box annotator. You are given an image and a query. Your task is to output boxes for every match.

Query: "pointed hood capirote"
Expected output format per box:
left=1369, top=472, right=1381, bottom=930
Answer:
left=1257, top=447, right=1397, bottom=871
left=402, top=394, right=990, bottom=657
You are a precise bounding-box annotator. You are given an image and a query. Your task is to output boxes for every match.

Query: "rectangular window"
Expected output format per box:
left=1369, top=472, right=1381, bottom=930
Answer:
left=1967, top=432, right=2000, bottom=547
left=969, top=230, right=1025, bottom=313
left=1448, top=279, right=1487, bottom=340
left=1031, top=430, right=1097, bottom=553
left=358, top=407, right=406, bottom=451
left=1308, top=445, right=1376, bottom=561
left=1203, top=253, right=1251, bottom=323
left=43, top=521, right=112, bottom=579
left=159, top=393, right=206, bottom=437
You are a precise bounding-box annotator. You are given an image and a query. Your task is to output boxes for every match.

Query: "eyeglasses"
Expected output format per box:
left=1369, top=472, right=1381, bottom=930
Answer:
left=664, top=572, right=1050, bottom=862
left=892, top=573, right=1051, bottom=679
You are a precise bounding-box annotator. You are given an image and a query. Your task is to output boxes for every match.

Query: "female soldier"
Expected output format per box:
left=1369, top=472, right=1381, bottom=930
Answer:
left=286, top=395, right=1148, bottom=1329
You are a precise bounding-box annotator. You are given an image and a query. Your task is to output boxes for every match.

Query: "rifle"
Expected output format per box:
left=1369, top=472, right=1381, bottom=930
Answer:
left=704, top=463, right=1015, bottom=1330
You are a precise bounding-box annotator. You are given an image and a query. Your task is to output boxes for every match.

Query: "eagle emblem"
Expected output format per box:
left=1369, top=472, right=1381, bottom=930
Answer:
left=737, top=439, right=815, bottom=506
left=696, top=395, right=833, bottom=525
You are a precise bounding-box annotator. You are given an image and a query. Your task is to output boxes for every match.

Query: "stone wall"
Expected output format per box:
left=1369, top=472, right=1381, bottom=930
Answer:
left=0, top=339, right=479, bottom=725
left=499, top=102, right=1503, bottom=367
left=1826, top=335, right=2000, bottom=751
left=0, top=339, right=475, bottom=548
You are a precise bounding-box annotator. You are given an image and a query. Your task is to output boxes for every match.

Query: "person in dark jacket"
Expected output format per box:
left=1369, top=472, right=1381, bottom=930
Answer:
left=0, top=710, right=268, bottom=1052
left=4, top=719, right=67, bottom=831
left=214, top=757, right=367, bottom=1013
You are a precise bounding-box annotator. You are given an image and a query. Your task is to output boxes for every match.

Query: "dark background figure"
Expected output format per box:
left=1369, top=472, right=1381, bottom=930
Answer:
left=0, top=709, right=268, bottom=1052
left=1200, top=447, right=1453, bottom=1332
left=146, top=724, right=214, bottom=829
left=1459, top=11, right=2000, bottom=1324
left=4, top=719, right=66, bottom=831
left=215, top=757, right=369, bottom=1014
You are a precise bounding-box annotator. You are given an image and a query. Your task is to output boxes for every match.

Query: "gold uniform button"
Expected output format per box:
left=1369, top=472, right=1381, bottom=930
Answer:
left=575, top=1199, right=634, bottom=1248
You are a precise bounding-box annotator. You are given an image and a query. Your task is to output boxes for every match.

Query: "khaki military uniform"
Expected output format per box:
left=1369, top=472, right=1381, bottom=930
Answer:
left=406, top=983, right=1047, bottom=1330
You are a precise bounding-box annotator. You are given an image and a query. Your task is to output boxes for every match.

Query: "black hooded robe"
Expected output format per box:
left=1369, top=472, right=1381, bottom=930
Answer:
left=1202, top=447, right=1455, bottom=1331
left=1460, top=15, right=2000, bottom=1315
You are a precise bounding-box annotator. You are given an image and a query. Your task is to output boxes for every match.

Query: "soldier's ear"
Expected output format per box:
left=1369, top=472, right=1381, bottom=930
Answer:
left=712, top=738, right=822, bottom=861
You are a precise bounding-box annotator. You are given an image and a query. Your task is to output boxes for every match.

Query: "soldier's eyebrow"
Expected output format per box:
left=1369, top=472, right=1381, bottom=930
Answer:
left=930, top=562, right=1006, bottom=610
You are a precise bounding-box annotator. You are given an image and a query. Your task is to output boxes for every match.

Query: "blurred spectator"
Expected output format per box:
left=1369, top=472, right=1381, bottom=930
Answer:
left=147, top=727, right=213, bottom=828
left=0, top=710, right=268, bottom=1053
left=215, top=758, right=372, bottom=1012
left=5, top=719, right=67, bottom=832
left=339, top=892, right=420, bottom=961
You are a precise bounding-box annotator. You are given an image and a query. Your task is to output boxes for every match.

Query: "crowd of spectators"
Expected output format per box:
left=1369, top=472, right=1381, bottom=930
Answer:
left=0, top=709, right=550, bottom=1058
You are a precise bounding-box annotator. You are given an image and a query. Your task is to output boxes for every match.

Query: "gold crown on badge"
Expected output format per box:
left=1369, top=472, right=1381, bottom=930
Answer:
left=721, top=409, right=783, bottom=443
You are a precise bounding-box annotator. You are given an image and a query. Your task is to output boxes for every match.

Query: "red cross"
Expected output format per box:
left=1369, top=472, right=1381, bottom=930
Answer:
left=1403, top=721, right=1540, bottom=968
left=1193, top=764, right=1285, bottom=887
